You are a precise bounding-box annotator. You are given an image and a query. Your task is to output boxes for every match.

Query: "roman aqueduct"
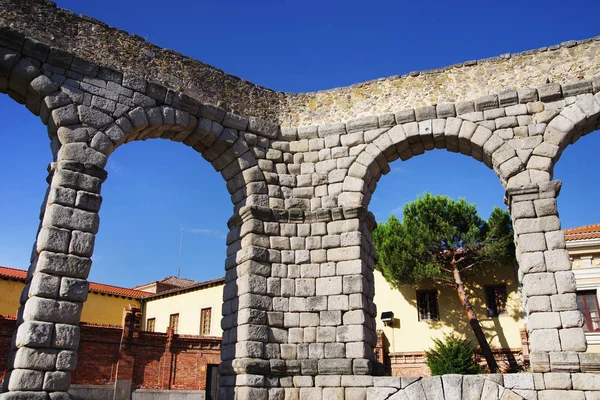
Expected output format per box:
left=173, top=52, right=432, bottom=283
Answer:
left=1, top=0, right=600, bottom=398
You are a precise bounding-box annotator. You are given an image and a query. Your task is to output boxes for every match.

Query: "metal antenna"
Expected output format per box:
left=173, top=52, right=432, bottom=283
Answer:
left=177, top=225, right=184, bottom=278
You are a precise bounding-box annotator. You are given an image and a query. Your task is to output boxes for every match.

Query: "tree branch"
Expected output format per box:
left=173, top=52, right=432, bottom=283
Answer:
left=435, top=279, right=458, bottom=288
left=460, top=262, right=478, bottom=272
left=438, top=266, right=453, bottom=274
left=455, top=255, right=468, bottom=264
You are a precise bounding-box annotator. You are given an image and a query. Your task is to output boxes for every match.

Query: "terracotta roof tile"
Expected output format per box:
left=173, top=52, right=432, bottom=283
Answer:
left=0, top=266, right=26, bottom=280
left=0, top=266, right=149, bottom=299
left=564, top=223, right=600, bottom=241
left=87, top=282, right=150, bottom=298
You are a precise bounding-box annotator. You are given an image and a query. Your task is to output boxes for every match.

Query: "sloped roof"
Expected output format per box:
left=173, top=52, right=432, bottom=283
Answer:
left=141, top=277, right=225, bottom=300
left=158, top=276, right=199, bottom=288
left=564, top=223, right=600, bottom=241
left=132, top=275, right=201, bottom=292
left=0, top=266, right=26, bottom=280
left=0, top=266, right=149, bottom=299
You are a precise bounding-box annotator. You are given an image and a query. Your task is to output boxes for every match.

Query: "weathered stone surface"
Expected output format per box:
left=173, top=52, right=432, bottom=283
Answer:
left=530, top=329, right=561, bottom=352
left=13, top=348, right=57, bottom=370
left=559, top=328, right=587, bottom=352
left=420, top=376, right=443, bottom=400
left=5, top=6, right=600, bottom=395
left=7, top=369, right=44, bottom=391
left=438, top=375, right=462, bottom=400
left=23, top=297, right=82, bottom=324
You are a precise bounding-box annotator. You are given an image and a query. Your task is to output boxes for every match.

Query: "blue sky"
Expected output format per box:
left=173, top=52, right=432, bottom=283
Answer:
left=1, top=0, right=599, bottom=287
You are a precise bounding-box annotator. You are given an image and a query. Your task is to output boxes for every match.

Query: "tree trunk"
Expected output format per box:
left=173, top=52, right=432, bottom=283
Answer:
left=452, top=264, right=499, bottom=373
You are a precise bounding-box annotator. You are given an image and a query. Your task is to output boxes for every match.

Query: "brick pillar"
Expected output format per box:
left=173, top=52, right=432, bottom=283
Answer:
left=113, top=306, right=140, bottom=400
left=2, top=155, right=106, bottom=399
left=507, top=180, right=593, bottom=373
left=160, top=327, right=175, bottom=390
left=218, top=205, right=377, bottom=400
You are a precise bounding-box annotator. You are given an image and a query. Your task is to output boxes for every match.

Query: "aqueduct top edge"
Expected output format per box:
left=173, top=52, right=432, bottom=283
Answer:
left=1, top=0, right=599, bottom=127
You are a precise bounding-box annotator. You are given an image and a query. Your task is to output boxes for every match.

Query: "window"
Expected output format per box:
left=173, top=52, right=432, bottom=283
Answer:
left=169, top=313, right=179, bottom=334
left=485, top=285, right=507, bottom=317
left=577, top=291, right=600, bottom=332
left=200, top=308, right=212, bottom=336
left=417, top=290, right=439, bottom=321
left=146, top=318, right=155, bottom=332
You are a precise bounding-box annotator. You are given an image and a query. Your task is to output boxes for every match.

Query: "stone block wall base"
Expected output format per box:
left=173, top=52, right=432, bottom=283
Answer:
left=530, top=351, right=600, bottom=373
left=114, top=379, right=132, bottom=400
left=219, top=372, right=600, bottom=400
left=67, top=385, right=207, bottom=400
left=69, top=384, right=114, bottom=400
left=131, top=389, right=207, bottom=400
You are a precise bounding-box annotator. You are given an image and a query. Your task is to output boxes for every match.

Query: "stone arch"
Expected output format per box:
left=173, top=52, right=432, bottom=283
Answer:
left=532, top=91, right=600, bottom=177
left=0, top=27, right=278, bottom=397
left=336, top=116, right=510, bottom=209
left=377, top=374, right=521, bottom=400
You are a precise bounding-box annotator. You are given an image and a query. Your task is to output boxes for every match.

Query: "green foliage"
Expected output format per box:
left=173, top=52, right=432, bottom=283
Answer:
left=372, top=193, right=515, bottom=288
left=425, top=334, right=484, bottom=375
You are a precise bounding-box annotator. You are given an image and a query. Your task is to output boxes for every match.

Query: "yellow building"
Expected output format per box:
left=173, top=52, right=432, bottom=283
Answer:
left=566, top=224, right=600, bottom=352
left=140, top=277, right=225, bottom=337
left=0, top=266, right=146, bottom=326
left=373, top=263, right=525, bottom=375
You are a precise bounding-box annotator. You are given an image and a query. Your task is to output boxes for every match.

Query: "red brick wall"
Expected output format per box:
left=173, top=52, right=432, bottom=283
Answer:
left=129, top=332, right=221, bottom=390
left=0, top=317, right=221, bottom=391
left=72, top=324, right=122, bottom=385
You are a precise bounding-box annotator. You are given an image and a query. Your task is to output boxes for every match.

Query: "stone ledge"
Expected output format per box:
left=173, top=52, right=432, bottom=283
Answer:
left=227, top=205, right=376, bottom=229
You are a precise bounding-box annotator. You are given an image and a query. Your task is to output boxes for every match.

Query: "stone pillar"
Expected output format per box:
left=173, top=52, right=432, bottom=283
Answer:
left=507, top=180, right=589, bottom=373
left=1, top=157, right=106, bottom=399
left=218, top=205, right=377, bottom=400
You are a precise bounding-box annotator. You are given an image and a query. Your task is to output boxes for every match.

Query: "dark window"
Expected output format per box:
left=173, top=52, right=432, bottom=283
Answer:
left=485, top=285, right=508, bottom=317
left=146, top=318, right=155, bottom=332
left=577, top=291, right=600, bottom=332
left=169, top=313, right=179, bottom=334
left=206, top=364, right=219, bottom=400
left=417, top=290, right=439, bottom=321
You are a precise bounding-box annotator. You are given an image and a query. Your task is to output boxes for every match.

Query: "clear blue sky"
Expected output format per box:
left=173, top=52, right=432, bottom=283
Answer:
left=1, top=0, right=599, bottom=287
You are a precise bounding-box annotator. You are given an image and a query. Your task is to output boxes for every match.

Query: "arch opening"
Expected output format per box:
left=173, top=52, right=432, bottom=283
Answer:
left=365, top=149, right=523, bottom=376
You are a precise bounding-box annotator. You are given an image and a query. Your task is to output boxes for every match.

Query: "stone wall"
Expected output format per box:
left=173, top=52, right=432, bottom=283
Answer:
left=2, top=1, right=600, bottom=399
left=222, top=372, right=600, bottom=399
left=1, top=0, right=599, bottom=126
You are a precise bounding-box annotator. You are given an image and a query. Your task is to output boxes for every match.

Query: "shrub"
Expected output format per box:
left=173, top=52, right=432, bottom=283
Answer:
left=425, top=334, right=484, bottom=375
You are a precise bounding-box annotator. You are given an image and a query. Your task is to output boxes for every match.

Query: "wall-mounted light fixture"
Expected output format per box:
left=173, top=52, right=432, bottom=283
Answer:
left=381, top=311, right=394, bottom=327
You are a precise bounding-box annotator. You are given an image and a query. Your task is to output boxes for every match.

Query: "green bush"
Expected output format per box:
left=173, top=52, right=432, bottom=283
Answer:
left=425, top=334, right=484, bottom=375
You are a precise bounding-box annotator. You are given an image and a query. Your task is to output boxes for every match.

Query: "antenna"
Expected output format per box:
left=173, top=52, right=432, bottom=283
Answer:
left=177, top=225, right=184, bottom=278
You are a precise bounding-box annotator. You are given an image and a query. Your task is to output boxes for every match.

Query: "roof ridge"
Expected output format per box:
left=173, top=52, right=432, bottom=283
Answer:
left=0, top=266, right=150, bottom=298
left=564, top=223, right=600, bottom=232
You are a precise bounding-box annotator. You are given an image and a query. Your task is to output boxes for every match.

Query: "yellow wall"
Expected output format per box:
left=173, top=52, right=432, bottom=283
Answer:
left=142, top=284, right=223, bottom=336
left=81, top=292, right=141, bottom=326
left=0, top=279, right=24, bottom=317
left=0, top=278, right=140, bottom=326
left=373, top=264, right=525, bottom=353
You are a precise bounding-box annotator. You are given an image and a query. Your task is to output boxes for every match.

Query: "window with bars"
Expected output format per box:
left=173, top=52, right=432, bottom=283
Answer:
left=577, top=291, right=600, bottom=332
left=169, top=313, right=179, bottom=334
left=146, top=318, right=155, bottom=332
left=417, top=290, right=439, bottom=321
left=200, top=308, right=212, bottom=336
left=485, top=284, right=507, bottom=317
